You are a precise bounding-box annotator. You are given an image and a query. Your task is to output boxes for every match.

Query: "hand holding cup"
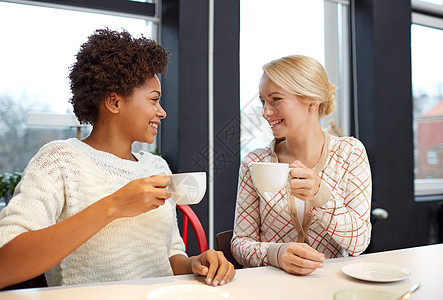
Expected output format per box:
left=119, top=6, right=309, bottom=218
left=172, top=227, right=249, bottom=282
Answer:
left=106, top=175, right=171, bottom=219
left=251, top=162, right=320, bottom=201
left=287, top=161, right=321, bottom=201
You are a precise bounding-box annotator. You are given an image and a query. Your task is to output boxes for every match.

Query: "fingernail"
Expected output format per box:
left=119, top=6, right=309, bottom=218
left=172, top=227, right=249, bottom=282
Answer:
left=213, top=280, right=219, bottom=286
left=220, top=280, right=226, bottom=285
left=319, top=263, right=324, bottom=267
left=206, top=278, right=212, bottom=284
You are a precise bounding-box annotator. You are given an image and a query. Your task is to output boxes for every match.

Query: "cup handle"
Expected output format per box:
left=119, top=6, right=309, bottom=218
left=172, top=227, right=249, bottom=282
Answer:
left=288, top=167, right=296, bottom=179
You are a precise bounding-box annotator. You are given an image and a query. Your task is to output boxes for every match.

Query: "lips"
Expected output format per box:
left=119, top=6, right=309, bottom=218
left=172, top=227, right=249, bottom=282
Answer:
left=268, top=119, right=283, bottom=128
left=149, top=121, right=160, bottom=134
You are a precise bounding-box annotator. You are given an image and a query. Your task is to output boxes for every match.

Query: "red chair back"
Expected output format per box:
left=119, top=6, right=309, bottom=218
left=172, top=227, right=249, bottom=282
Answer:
left=176, top=204, right=209, bottom=254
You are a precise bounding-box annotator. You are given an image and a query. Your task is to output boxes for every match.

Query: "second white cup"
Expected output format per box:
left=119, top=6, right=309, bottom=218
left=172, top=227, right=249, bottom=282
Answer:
left=251, top=162, right=290, bottom=192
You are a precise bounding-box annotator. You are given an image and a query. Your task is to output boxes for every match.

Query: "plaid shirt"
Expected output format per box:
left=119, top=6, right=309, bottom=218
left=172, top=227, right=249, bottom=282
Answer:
left=232, top=133, right=372, bottom=267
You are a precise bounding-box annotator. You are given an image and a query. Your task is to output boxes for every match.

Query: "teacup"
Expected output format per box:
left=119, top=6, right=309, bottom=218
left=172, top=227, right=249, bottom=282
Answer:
left=168, top=172, right=206, bottom=205
left=251, top=162, right=290, bottom=192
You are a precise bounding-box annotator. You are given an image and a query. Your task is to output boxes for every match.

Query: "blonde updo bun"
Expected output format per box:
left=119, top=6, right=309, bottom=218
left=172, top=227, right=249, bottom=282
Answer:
left=320, top=83, right=336, bottom=116
left=263, top=55, right=336, bottom=117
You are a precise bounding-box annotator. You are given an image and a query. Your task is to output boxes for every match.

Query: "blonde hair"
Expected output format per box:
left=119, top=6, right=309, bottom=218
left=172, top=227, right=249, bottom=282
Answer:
left=263, top=55, right=336, bottom=117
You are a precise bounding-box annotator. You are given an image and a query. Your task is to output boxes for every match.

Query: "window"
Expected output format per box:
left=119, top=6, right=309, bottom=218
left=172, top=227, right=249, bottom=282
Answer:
left=239, top=0, right=350, bottom=158
left=411, top=1, right=443, bottom=197
left=427, top=150, right=439, bottom=165
left=0, top=0, right=159, bottom=175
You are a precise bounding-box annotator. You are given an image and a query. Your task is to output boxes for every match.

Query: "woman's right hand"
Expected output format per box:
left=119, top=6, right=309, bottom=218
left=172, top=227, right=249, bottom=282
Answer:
left=277, top=242, right=325, bottom=275
left=105, top=175, right=171, bottom=219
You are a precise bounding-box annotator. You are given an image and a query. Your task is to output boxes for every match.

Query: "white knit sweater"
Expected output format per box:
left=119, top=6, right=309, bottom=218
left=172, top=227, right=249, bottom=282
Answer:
left=0, top=138, right=186, bottom=286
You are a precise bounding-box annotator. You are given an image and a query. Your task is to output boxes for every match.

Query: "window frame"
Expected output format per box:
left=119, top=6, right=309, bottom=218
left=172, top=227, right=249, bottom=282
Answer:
left=324, top=0, right=351, bottom=136
left=412, top=0, right=443, bottom=18
left=1, top=0, right=160, bottom=40
left=411, top=3, right=443, bottom=199
left=2, top=0, right=157, bottom=18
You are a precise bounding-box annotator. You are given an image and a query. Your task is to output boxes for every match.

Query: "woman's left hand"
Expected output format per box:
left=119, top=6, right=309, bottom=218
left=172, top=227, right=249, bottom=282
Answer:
left=190, top=249, right=236, bottom=286
left=288, top=160, right=321, bottom=201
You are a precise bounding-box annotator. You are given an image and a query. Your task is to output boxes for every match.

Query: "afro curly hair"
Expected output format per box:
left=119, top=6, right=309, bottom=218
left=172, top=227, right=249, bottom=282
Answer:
left=69, top=28, right=170, bottom=125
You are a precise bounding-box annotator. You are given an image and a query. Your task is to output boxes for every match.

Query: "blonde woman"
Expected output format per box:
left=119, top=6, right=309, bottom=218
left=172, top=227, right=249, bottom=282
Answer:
left=232, top=55, right=371, bottom=276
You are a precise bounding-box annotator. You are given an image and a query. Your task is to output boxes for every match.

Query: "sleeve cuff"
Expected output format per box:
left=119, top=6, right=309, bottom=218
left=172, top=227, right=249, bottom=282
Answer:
left=267, top=243, right=284, bottom=267
left=309, top=180, right=331, bottom=207
left=169, top=249, right=188, bottom=258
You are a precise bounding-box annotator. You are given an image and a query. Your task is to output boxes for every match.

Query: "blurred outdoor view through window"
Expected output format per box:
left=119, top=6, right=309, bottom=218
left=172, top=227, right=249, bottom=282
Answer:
left=240, top=0, right=326, bottom=159
left=239, top=0, right=350, bottom=160
left=0, top=1, right=155, bottom=175
left=411, top=21, right=443, bottom=195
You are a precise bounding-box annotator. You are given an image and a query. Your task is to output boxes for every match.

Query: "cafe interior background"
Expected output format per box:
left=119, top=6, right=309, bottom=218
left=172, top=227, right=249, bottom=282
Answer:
left=0, top=0, right=442, bottom=273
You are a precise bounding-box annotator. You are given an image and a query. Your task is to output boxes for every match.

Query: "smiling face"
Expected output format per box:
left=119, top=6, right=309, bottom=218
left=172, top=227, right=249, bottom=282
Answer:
left=259, top=73, right=311, bottom=139
left=118, top=75, right=166, bottom=144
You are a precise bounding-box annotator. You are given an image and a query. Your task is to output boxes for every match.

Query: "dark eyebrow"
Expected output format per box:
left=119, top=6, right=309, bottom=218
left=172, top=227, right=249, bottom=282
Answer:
left=151, top=90, right=161, bottom=96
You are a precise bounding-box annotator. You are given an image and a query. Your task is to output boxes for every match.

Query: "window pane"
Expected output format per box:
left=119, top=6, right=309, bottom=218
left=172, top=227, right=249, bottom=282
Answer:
left=239, top=0, right=349, bottom=158
left=411, top=23, right=443, bottom=195
left=0, top=1, right=156, bottom=175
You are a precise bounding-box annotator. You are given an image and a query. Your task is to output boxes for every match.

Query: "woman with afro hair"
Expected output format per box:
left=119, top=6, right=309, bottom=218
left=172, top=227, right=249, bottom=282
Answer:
left=0, top=28, right=235, bottom=288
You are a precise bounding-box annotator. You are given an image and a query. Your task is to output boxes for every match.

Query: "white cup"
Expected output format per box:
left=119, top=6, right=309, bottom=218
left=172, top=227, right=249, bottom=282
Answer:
left=168, top=172, right=207, bottom=205
left=251, top=162, right=290, bottom=192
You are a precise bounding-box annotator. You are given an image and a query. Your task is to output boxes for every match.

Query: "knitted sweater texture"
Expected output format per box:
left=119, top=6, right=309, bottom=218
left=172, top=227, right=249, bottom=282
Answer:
left=0, top=138, right=186, bottom=286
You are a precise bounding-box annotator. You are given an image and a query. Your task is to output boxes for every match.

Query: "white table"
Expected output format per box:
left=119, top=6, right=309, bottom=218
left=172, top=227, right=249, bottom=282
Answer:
left=1, top=243, right=442, bottom=299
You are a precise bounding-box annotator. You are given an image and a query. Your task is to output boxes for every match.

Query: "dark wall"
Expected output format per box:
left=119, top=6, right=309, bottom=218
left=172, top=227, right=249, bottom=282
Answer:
left=161, top=0, right=240, bottom=255
left=213, top=0, right=241, bottom=245
left=354, top=0, right=442, bottom=252
left=161, top=0, right=209, bottom=256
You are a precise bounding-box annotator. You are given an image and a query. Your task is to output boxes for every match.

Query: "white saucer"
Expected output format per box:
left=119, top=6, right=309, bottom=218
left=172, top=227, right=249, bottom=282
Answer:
left=146, top=284, right=231, bottom=300
left=342, top=262, right=411, bottom=282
